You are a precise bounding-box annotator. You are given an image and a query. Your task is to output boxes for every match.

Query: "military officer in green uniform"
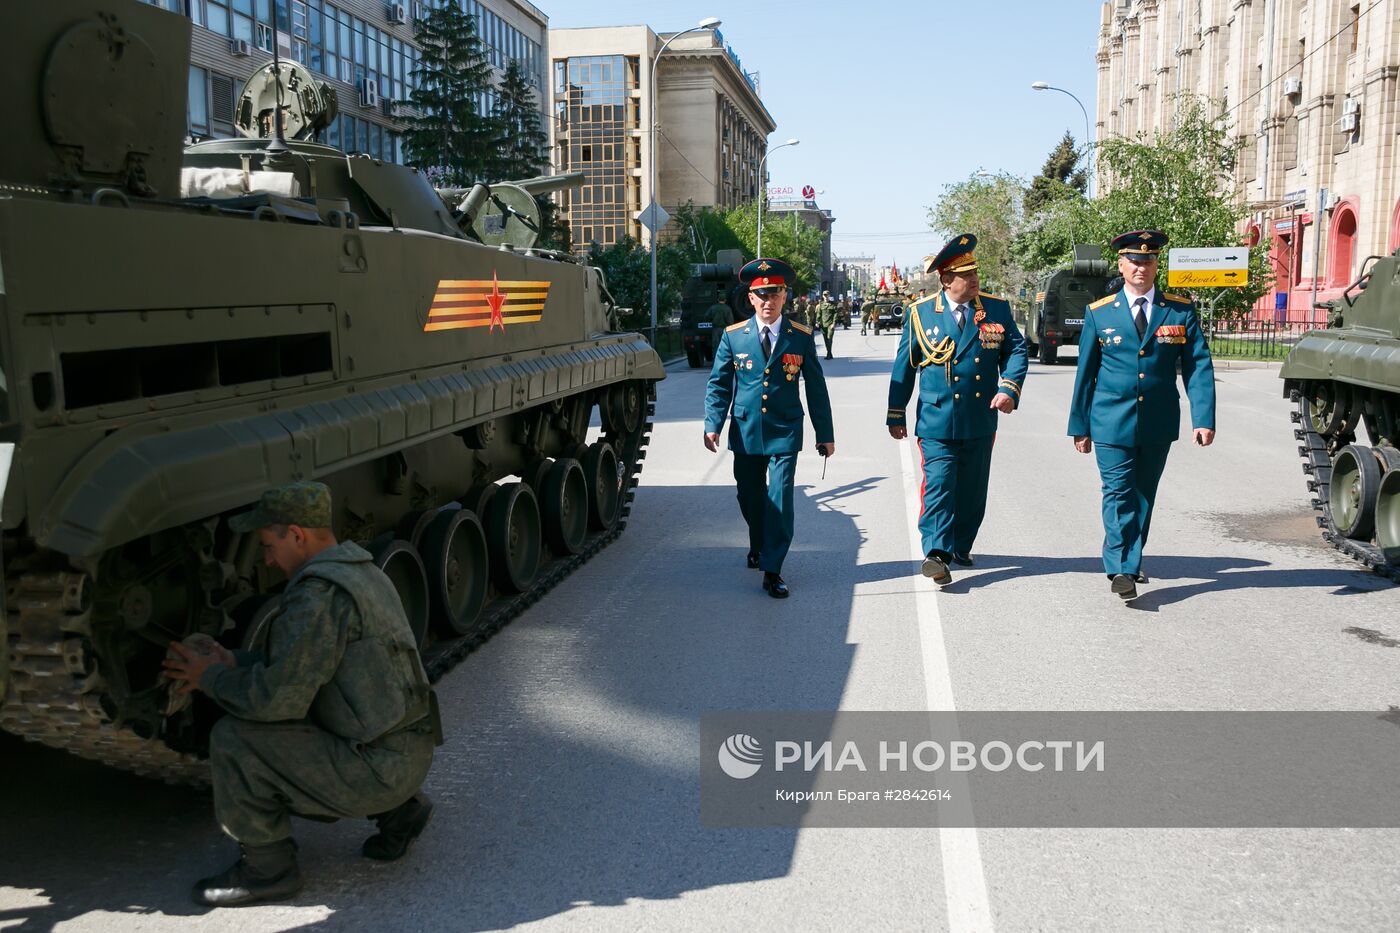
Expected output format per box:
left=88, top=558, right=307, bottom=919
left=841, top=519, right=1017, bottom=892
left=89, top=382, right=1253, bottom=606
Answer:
left=706, top=296, right=734, bottom=359
left=887, top=234, right=1029, bottom=584
left=704, top=258, right=836, bottom=598
left=164, top=482, right=438, bottom=907
left=1068, top=230, right=1216, bottom=600
left=815, top=292, right=839, bottom=359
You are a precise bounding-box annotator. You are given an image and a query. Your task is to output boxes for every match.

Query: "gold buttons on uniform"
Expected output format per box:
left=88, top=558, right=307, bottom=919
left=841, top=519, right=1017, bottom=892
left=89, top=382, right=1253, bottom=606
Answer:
left=954, top=393, right=961, bottom=400
left=764, top=368, right=770, bottom=374
left=975, top=392, right=982, bottom=398
left=763, top=381, right=769, bottom=387
left=761, top=407, right=767, bottom=413
left=953, top=375, right=960, bottom=382
left=1139, top=350, right=1146, bottom=357
left=1138, top=395, right=1144, bottom=402
left=761, top=394, right=768, bottom=400
left=974, top=357, right=981, bottom=363
left=1139, top=373, right=1145, bottom=379
left=975, top=374, right=981, bottom=381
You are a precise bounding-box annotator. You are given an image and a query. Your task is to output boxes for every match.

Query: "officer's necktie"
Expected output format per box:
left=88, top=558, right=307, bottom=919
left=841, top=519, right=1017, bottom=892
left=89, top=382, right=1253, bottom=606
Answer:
left=762, top=326, right=773, bottom=359
left=1133, top=297, right=1148, bottom=339
left=953, top=304, right=966, bottom=329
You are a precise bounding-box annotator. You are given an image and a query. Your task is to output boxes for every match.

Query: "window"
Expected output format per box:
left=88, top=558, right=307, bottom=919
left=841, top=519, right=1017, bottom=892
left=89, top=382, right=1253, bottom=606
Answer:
left=1349, top=4, right=1361, bottom=54
left=188, top=65, right=209, bottom=134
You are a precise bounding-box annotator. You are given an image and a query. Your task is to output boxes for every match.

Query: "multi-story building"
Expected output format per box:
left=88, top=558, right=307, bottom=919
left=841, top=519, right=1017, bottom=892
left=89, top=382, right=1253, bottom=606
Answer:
left=1096, top=0, right=1400, bottom=319
left=837, top=255, right=878, bottom=293
left=141, top=0, right=547, bottom=167
left=549, top=25, right=774, bottom=252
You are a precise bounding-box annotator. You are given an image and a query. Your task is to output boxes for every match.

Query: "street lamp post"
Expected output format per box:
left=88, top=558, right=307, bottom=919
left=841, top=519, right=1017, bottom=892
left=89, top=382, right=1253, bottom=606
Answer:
left=755, top=137, right=799, bottom=257
left=1031, top=81, right=1094, bottom=198
left=648, top=17, right=721, bottom=349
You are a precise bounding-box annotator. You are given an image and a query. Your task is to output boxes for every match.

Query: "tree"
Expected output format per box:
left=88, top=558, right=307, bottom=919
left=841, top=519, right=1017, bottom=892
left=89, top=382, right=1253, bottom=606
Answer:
left=1015, top=96, right=1271, bottom=318
left=403, top=3, right=499, bottom=187
left=586, top=237, right=690, bottom=330
left=1024, top=132, right=1087, bottom=214
left=490, top=59, right=547, bottom=180
left=926, top=171, right=1035, bottom=300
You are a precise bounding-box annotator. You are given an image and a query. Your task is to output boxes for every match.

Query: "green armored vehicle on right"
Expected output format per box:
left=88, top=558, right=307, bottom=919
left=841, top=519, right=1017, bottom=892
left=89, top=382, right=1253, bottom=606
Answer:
left=1281, top=252, right=1400, bottom=578
left=1019, top=244, right=1114, bottom=365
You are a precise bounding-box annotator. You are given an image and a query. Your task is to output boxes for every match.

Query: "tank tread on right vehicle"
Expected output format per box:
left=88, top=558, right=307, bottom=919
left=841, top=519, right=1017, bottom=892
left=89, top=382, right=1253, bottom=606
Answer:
left=1280, top=252, right=1400, bottom=581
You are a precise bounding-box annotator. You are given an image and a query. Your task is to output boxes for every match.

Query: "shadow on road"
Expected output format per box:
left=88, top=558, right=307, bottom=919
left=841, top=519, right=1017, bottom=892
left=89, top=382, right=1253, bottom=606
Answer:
left=0, top=482, right=863, bottom=931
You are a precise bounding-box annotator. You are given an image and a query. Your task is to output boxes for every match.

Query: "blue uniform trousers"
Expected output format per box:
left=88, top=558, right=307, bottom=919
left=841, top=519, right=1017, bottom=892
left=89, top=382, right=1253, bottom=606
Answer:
left=733, top=452, right=798, bottom=574
left=1093, top=442, right=1172, bottom=578
left=917, top=436, right=994, bottom=560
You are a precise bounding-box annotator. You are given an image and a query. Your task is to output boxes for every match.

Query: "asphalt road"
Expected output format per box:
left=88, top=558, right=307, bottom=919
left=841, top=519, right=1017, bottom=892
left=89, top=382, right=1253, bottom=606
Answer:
left=4, top=329, right=1400, bottom=932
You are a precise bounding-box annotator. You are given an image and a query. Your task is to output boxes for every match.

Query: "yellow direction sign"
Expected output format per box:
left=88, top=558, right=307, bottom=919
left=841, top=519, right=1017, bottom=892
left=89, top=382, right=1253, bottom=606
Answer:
left=1167, top=247, right=1248, bottom=288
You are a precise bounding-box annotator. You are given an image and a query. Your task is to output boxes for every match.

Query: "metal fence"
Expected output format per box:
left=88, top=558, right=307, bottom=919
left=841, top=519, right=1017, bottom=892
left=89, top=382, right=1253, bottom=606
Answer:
left=624, top=322, right=685, bottom=361
left=1205, top=319, right=1320, bottom=361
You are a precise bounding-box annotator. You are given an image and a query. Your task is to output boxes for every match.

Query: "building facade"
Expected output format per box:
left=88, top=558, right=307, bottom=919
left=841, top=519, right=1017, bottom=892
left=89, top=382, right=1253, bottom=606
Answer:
left=549, top=25, right=774, bottom=252
left=767, top=196, right=837, bottom=293
left=836, top=255, right=878, bottom=293
left=141, top=0, right=547, bottom=166
left=1096, top=0, right=1400, bottom=320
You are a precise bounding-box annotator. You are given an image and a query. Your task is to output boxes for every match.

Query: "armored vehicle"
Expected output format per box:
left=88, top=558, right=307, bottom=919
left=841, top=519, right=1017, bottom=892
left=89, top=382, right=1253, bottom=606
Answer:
left=680, top=249, right=746, bottom=367
left=1019, top=244, right=1114, bottom=365
left=865, top=291, right=908, bottom=336
left=1281, top=252, right=1400, bottom=579
left=0, top=0, right=664, bottom=782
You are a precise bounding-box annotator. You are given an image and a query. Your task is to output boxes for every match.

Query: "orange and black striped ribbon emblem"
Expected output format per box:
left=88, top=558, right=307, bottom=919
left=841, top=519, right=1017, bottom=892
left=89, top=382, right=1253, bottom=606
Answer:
left=424, top=270, right=550, bottom=332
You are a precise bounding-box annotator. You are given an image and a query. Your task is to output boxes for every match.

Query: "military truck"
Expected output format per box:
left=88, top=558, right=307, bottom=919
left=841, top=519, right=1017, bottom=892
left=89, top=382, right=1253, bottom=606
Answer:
left=0, top=0, right=664, bottom=782
left=1280, top=252, right=1400, bottom=580
left=865, top=291, right=908, bottom=336
left=1019, top=244, right=1115, bottom=364
left=680, top=248, right=746, bottom=367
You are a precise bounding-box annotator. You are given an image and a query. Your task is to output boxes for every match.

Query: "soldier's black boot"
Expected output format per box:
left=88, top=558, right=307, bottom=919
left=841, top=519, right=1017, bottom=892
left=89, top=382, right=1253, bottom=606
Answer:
left=193, top=839, right=303, bottom=907
left=762, top=572, right=789, bottom=599
left=363, top=792, right=434, bottom=861
left=1110, top=574, right=1138, bottom=600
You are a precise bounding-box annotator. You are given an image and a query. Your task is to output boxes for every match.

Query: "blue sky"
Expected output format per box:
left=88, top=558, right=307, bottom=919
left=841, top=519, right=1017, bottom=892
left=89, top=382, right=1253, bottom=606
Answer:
left=550, top=1, right=1104, bottom=271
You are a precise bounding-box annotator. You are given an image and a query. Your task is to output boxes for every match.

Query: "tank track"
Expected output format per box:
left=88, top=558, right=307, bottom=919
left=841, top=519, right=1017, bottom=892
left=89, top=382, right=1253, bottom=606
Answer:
left=2, top=386, right=657, bottom=783
left=1289, top=389, right=1400, bottom=583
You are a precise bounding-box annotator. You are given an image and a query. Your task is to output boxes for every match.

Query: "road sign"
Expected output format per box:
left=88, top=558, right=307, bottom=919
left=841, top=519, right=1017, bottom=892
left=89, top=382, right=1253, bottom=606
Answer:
left=1167, top=247, right=1249, bottom=288
left=638, top=199, right=670, bottom=234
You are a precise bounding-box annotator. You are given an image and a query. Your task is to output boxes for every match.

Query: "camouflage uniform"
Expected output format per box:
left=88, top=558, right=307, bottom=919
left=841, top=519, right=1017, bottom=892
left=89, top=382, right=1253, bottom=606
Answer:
left=707, top=300, right=733, bottom=358
left=204, top=484, right=436, bottom=846
left=815, top=297, right=839, bottom=358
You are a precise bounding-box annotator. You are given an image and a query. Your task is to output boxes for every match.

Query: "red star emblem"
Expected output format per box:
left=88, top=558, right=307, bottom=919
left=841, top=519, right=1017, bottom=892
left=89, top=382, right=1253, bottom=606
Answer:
left=485, top=271, right=507, bottom=333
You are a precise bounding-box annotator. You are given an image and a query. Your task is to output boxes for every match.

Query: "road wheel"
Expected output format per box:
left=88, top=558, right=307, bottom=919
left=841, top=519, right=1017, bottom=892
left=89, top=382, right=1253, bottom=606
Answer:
left=419, top=508, right=488, bottom=636
left=485, top=482, right=541, bottom=593
left=371, top=538, right=430, bottom=647
left=540, top=457, right=588, bottom=555
left=1329, top=444, right=1382, bottom=540
left=1304, top=381, right=1348, bottom=437
left=582, top=441, right=621, bottom=531
left=1376, top=465, right=1400, bottom=562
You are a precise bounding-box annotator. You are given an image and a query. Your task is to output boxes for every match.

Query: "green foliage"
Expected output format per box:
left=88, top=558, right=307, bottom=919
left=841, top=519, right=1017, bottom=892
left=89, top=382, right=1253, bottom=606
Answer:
left=670, top=202, right=746, bottom=265
left=403, top=3, right=499, bottom=187
left=585, top=236, right=690, bottom=330
left=1014, top=97, right=1272, bottom=318
left=490, top=59, right=547, bottom=180
left=926, top=172, right=1034, bottom=299
left=708, top=203, right=826, bottom=294
left=1024, top=131, right=1086, bottom=214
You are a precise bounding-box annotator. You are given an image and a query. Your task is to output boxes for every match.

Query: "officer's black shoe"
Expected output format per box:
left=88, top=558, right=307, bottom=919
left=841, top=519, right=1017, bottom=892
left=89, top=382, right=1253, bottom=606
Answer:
left=193, top=839, right=303, bottom=907
left=746, top=551, right=761, bottom=569
left=762, top=572, right=790, bottom=599
left=951, top=551, right=974, bottom=567
left=363, top=793, right=434, bottom=861
left=1135, top=573, right=1149, bottom=585
left=921, top=554, right=952, bottom=585
left=1110, top=574, right=1138, bottom=600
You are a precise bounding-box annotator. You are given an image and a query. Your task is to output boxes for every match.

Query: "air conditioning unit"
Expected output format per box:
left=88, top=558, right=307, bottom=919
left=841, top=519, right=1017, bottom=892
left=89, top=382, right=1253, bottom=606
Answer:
left=382, top=98, right=411, bottom=119
left=229, top=38, right=251, bottom=57
left=387, top=3, right=407, bottom=24
left=1283, top=76, right=1302, bottom=96
left=1340, top=111, right=1358, bottom=132
left=360, top=78, right=379, bottom=109
left=1343, top=96, right=1361, bottom=115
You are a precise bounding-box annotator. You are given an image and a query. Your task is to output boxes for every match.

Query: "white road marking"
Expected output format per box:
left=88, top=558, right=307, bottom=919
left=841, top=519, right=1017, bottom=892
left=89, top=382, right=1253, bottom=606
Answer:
left=900, top=437, right=995, bottom=933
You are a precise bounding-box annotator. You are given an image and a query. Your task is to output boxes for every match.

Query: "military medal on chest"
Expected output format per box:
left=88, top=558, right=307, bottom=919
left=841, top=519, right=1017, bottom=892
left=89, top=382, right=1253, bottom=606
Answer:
left=781, top=353, right=802, bottom=381
left=978, top=321, right=1005, bottom=348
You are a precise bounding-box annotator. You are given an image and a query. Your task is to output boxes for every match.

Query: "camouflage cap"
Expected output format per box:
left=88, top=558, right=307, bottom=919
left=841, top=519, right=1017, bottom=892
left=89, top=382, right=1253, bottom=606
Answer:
left=228, top=481, right=333, bottom=532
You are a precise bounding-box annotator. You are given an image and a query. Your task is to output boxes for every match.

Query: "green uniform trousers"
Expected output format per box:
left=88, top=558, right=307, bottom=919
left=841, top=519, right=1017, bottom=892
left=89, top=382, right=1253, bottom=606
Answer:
left=211, top=715, right=435, bottom=845
left=917, top=435, right=995, bottom=560
left=820, top=324, right=836, bottom=356
left=1093, top=442, right=1172, bottom=578
left=733, top=451, right=798, bottom=574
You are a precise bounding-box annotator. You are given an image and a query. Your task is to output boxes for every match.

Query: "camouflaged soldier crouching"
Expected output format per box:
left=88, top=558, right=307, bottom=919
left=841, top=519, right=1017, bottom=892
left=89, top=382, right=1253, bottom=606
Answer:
left=169, top=481, right=441, bottom=908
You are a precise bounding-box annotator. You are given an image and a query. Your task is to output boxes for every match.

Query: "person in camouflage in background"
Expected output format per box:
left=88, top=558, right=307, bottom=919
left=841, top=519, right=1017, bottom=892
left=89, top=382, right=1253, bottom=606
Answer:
left=164, top=481, right=439, bottom=908
left=815, top=292, right=839, bottom=359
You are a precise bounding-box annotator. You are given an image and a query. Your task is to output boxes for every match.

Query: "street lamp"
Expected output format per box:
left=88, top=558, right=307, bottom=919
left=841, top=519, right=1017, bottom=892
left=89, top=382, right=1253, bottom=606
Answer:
left=1031, top=81, right=1094, bottom=198
left=755, top=137, right=800, bottom=256
left=648, top=16, right=721, bottom=348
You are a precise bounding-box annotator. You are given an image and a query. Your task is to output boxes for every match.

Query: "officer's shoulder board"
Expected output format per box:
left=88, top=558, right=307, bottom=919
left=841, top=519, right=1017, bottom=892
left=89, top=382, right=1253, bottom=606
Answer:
left=1162, top=292, right=1194, bottom=305
left=790, top=320, right=813, bottom=335
left=725, top=320, right=747, bottom=332
left=1087, top=294, right=1116, bottom=312
left=977, top=290, right=1008, bottom=303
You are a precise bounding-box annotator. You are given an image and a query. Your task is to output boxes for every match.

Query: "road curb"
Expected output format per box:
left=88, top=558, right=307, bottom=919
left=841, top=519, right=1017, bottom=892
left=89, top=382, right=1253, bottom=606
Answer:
left=1214, top=359, right=1282, bottom=371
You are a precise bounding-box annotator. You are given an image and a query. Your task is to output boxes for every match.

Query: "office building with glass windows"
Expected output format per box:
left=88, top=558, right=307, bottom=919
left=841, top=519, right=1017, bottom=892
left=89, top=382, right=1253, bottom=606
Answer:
left=139, top=0, right=547, bottom=165
left=549, top=25, right=775, bottom=253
